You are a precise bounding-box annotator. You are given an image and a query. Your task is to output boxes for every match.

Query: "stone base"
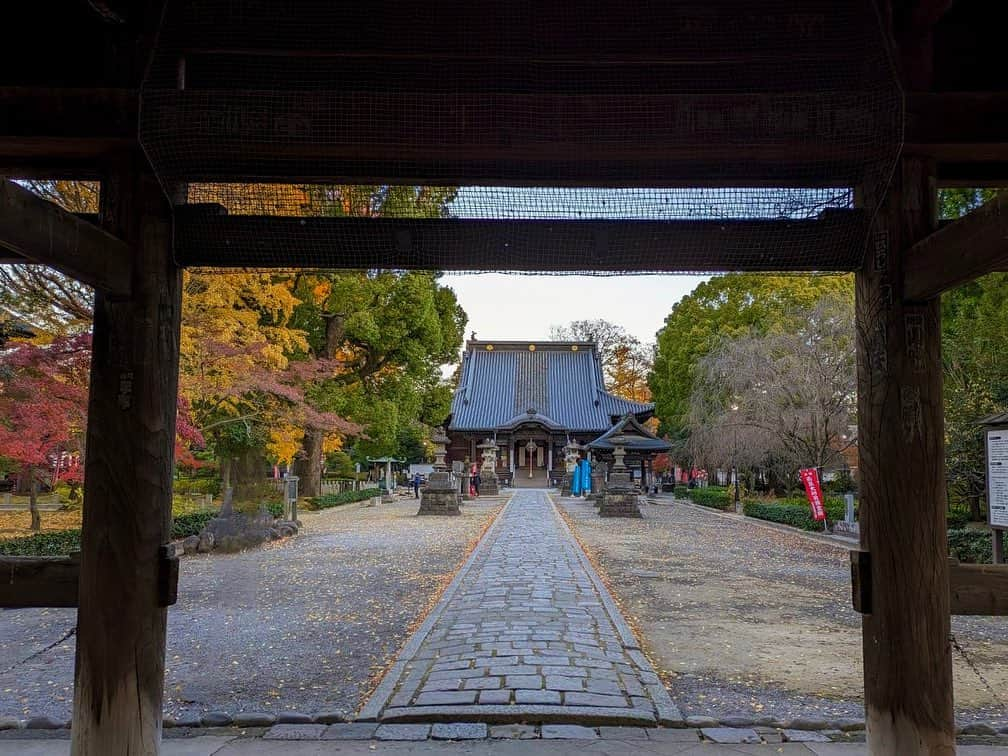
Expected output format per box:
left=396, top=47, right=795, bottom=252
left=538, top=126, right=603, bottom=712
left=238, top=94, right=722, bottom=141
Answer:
left=479, top=474, right=499, bottom=496
left=417, top=488, right=461, bottom=516
left=599, top=490, right=643, bottom=518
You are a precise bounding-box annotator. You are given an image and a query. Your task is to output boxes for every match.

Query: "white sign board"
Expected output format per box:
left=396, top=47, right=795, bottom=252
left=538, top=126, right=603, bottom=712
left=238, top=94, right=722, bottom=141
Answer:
left=988, top=427, right=1008, bottom=530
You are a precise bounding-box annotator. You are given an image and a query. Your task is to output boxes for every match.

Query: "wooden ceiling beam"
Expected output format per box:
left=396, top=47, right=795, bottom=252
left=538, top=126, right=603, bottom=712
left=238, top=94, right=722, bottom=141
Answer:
left=172, top=210, right=868, bottom=272
left=1, top=87, right=1005, bottom=183
left=0, top=179, right=132, bottom=297
left=904, top=191, right=1008, bottom=301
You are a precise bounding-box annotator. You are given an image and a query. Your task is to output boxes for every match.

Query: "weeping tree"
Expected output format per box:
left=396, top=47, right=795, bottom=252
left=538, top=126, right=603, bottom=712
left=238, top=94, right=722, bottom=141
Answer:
left=686, top=293, right=857, bottom=492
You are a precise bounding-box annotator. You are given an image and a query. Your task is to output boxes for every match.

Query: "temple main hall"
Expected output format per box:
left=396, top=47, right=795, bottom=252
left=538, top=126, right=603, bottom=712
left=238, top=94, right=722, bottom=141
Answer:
left=447, top=340, right=653, bottom=487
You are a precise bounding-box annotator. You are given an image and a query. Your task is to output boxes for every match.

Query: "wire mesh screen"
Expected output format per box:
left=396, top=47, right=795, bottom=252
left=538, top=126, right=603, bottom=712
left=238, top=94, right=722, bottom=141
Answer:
left=139, top=0, right=902, bottom=273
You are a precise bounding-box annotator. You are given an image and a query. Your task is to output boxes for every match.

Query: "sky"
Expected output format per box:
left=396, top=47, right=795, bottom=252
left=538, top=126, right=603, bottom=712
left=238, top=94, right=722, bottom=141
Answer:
left=440, top=272, right=709, bottom=347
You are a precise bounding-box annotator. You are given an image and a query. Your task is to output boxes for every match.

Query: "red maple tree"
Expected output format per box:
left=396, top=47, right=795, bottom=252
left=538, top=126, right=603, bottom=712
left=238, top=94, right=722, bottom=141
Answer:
left=0, top=335, right=90, bottom=530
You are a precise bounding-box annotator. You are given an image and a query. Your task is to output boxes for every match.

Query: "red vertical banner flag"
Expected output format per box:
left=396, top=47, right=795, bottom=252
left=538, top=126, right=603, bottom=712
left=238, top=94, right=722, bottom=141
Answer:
left=799, top=468, right=827, bottom=521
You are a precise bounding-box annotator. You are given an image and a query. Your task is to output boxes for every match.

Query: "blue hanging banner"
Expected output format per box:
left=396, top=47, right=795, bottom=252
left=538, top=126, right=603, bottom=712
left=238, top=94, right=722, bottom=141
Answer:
left=571, top=460, right=582, bottom=495
left=580, top=458, right=592, bottom=494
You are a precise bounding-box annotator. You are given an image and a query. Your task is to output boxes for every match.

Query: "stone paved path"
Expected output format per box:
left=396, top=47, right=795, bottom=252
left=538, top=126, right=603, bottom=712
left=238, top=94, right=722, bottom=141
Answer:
left=361, top=490, right=680, bottom=726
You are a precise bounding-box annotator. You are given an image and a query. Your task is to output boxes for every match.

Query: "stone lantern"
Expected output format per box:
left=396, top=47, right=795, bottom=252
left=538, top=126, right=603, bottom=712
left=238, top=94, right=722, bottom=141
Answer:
left=477, top=438, right=500, bottom=496
left=599, top=433, right=642, bottom=518
left=561, top=440, right=581, bottom=496
left=418, top=426, right=461, bottom=516
left=431, top=426, right=449, bottom=471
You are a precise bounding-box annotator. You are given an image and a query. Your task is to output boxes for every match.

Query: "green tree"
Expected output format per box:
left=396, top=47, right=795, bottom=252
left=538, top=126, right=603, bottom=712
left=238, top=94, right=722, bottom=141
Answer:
left=287, top=185, right=465, bottom=496
left=649, top=273, right=854, bottom=457
left=291, top=270, right=465, bottom=495
left=938, top=189, right=1005, bottom=521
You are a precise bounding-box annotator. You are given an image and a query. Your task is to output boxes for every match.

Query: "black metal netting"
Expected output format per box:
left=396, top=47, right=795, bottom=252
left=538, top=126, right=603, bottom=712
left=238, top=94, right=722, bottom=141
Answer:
left=139, top=0, right=902, bottom=273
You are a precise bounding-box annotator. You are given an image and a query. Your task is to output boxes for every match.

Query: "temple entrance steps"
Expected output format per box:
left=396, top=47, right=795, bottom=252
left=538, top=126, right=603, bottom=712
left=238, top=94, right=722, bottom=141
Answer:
left=511, top=469, right=550, bottom=488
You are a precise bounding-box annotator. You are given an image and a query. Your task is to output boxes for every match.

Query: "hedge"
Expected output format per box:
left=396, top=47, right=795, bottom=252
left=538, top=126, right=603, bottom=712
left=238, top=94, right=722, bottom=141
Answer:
left=171, top=511, right=216, bottom=540
left=743, top=497, right=848, bottom=532
left=0, top=529, right=81, bottom=556
left=673, top=485, right=688, bottom=499
left=686, top=486, right=733, bottom=511
left=743, top=501, right=824, bottom=531
left=311, top=487, right=381, bottom=509
left=948, top=529, right=993, bottom=564
left=773, top=496, right=848, bottom=523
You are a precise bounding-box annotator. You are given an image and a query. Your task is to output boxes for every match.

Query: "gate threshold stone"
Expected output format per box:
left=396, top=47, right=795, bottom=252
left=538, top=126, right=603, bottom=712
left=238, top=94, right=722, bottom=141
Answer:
left=359, top=490, right=682, bottom=727
left=380, top=704, right=655, bottom=726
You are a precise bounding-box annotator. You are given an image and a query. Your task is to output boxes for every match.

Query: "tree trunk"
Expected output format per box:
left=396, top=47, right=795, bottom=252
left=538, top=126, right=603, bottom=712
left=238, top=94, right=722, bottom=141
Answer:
left=220, top=457, right=232, bottom=490
left=296, top=430, right=324, bottom=498
left=232, top=448, right=269, bottom=502
left=297, top=312, right=346, bottom=498
left=28, top=465, right=40, bottom=532
left=969, top=494, right=982, bottom=523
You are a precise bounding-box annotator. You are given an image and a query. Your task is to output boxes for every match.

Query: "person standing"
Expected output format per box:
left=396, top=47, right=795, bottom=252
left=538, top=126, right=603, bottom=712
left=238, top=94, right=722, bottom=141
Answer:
left=470, top=462, right=480, bottom=497
left=412, top=472, right=422, bottom=499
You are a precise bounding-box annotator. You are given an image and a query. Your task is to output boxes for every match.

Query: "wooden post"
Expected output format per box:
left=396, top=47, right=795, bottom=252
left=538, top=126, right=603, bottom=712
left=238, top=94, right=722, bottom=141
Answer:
left=855, top=156, right=954, bottom=754
left=71, top=160, right=180, bottom=755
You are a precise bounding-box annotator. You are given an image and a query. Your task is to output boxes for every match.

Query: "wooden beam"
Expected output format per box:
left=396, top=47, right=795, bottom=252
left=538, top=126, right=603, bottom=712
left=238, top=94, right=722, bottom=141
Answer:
left=949, top=561, right=1008, bottom=616
left=71, top=161, right=181, bottom=755
left=0, top=555, right=80, bottom=607
left=2, top=85, right=1005, bottom=184
left=904, top=191, right=1008, bottom=301
left=904, top=92, right=1008, bottom=162
left=855, top=155, right=954, bottom=753
left=172, top=211, right=869, bottom=272
left=0, top=179, right=132, bottom=297
left=0, top=550, right=178, bottom=608
left=0, top=87, right=137, bottom=171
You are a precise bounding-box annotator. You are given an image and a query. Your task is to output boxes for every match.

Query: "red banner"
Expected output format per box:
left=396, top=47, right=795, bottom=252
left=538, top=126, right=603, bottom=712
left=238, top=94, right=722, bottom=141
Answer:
left=799, top=468, right=827, bottom=521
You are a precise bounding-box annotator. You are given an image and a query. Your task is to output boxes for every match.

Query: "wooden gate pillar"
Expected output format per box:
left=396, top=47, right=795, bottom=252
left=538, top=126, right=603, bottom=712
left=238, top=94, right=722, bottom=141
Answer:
left=855, top=156, right=954, bottom=755
left=71, top=161, right=181, bottom=755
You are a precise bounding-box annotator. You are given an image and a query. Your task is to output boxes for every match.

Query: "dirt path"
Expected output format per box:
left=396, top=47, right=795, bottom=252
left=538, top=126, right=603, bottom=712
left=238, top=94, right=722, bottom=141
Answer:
left=0, top=497, right=503, bottom=722
left=560, top=496, right=1008, bottom=726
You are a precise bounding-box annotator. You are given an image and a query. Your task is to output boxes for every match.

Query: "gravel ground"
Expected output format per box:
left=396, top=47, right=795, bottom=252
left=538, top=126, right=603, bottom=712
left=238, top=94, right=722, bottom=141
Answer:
left=559, top=495, right=1008, bottom=727
left=0, top=496, right=503, bottom=722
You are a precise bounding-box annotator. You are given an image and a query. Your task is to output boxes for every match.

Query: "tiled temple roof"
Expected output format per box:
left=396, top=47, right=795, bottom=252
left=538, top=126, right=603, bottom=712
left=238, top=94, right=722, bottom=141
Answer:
left=448, top=340, right=652, bottom=433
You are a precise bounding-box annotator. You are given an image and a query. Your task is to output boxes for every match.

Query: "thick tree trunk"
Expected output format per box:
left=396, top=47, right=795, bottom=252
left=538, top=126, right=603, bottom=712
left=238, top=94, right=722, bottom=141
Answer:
left=71, top=164, right=180, bottom=756
left=297, top=430, right=325, bottom=498
left=28, top=466, right=40, bottom=533
left=220, top=457, right=232, bottom=490
left=232, top=448, right=270, bottom=502
left=856, top=157, right=954, bottom=755
left=297, top=312, right=345, bottom=498
left=969, top=494, right=982, bottom=523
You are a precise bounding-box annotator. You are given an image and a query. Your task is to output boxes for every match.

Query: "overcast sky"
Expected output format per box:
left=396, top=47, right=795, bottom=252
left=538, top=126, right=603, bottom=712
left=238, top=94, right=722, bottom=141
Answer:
left=440, top=272, right=709, bottom=348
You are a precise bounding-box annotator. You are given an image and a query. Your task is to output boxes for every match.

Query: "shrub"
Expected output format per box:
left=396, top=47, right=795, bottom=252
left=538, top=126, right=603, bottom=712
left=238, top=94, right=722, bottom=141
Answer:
left=946, top=508, right=971, bottom=530
left=773, top=496, right=848, bottom=523
left=687, top=487, right=732, bottom=511
left=673, top=485, right=688, bottom=499
left=174, top=476, right=223, bottom=497
left=947, top=529, right=993, bottom=564
left=0, top=529, right=81, bottom=556
left=171, top=511, right=215, bottom=540
left=743, top=501, right=825, bottom=531
left=311, top=488, right=381, bottom=509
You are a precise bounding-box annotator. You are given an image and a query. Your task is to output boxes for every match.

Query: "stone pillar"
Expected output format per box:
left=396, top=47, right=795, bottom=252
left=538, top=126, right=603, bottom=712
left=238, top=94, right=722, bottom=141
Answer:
left=382, top=460, right=394, bottom=503
left=561, top=441, right=580, bottom=496
left=477, top=438, right=500, bottom=496
left=418, top=427, right=461, bottom=516
left=600, top=438, right=642, bottom=517
left=461, top=457, right=473, bottom=501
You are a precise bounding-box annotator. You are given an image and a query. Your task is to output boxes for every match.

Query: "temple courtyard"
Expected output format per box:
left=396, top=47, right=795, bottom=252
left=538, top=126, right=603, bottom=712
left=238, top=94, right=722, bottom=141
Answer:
left=1, top=490, right=1007, bottom=744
